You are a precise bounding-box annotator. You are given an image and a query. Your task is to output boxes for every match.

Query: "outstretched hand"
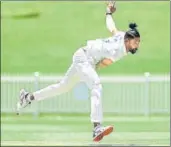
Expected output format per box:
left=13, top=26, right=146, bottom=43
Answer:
left=106, top=1, right=116, bottom=14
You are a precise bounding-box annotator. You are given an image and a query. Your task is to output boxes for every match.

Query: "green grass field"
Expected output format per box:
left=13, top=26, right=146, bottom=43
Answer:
left=1, top=114, right=170, bottom=146
left=1, top=1, right=170, bottom=74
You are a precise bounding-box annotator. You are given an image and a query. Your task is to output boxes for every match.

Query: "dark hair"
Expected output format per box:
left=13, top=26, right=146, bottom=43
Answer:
left=124, top=23, right=140, bottom=39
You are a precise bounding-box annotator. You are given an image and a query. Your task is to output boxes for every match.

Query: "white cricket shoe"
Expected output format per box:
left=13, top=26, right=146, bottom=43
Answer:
left=93, top=125, right=114, bottom=142
left=16, top=89, right=31, bottom=115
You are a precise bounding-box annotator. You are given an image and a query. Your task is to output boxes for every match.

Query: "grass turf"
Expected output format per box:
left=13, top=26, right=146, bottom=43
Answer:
left=1, top=114, right=170, bottom=146
left=1, top=1, right=170, bottom=74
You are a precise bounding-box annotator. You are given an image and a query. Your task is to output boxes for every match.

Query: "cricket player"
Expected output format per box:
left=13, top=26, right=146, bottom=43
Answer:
left=16, top=1, right=140, bottom=142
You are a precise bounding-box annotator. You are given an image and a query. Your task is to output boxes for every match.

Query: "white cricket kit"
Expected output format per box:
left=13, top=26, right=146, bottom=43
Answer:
left=33, top=31, right=127, bottom=123
left=85, top=31, right=127, bottom=66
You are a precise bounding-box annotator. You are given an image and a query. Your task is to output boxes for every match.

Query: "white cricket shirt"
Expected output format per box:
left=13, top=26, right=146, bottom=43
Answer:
left=86, top=31, right=128, bottom=65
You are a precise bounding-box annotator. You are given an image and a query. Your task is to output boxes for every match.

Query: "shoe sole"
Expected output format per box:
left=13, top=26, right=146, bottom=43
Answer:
left=16, top=89, right=25, bottom=114
left=16, top=89, right=31, bottom=115
left=93, top=126, right=113, bottom=142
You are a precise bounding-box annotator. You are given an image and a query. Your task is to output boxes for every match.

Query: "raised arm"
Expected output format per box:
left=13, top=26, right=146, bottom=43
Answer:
left=106, top=1, right=118, bottom=35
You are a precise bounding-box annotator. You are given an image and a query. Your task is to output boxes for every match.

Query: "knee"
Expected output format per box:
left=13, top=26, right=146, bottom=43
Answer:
left=93, top=81, right=102, bottom=90
left=91, top=81, right=102, bottom=98
left=51, top=80, right=67, bottom=91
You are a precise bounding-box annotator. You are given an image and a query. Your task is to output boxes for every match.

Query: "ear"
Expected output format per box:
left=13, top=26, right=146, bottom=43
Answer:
left=125, top=38, right=129, bottom=43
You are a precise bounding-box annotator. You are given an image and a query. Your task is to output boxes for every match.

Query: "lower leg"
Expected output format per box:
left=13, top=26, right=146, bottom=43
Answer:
left=25, top=80, right=72, bottom=102
left=90, top=82, right=103, bottom=129
left=25, top=64, right=78, bottom=102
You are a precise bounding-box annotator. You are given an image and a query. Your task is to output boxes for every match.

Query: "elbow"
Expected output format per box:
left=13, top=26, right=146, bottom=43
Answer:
left=102, top=58, right=113, bottom=66
left=111, top=29, right=117, bottom=35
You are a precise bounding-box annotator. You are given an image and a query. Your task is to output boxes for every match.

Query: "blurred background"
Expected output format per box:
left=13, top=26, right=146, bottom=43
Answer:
left=1, top=1, right=170, bottom=146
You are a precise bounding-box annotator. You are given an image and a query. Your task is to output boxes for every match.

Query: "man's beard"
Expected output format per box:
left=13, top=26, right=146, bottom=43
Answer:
left=129, top=48, right=138, bottom=54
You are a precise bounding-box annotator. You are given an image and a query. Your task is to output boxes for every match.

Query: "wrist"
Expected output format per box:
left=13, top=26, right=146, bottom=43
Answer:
left=106, top=12, right=112, bottom=15
left=106, top=7, right=112, bottom=14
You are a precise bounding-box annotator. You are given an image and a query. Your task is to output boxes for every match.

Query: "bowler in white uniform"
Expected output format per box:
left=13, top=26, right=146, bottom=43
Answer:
left=17, top=1, right=141, bottom=142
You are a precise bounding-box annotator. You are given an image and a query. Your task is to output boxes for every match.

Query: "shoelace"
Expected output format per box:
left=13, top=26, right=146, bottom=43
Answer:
left=93, top=126, right=104, bottom=137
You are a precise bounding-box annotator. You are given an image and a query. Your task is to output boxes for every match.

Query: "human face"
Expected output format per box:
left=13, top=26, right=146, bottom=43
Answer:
left=128, top=37, right=140, bottom=54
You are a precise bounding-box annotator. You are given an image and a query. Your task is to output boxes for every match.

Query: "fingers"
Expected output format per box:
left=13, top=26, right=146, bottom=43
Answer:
left=107, top=1, right=116, bottom=7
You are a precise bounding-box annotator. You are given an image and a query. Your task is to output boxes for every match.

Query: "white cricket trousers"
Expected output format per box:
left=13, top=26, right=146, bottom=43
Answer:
left=33, top=48, right=103, bottom=123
